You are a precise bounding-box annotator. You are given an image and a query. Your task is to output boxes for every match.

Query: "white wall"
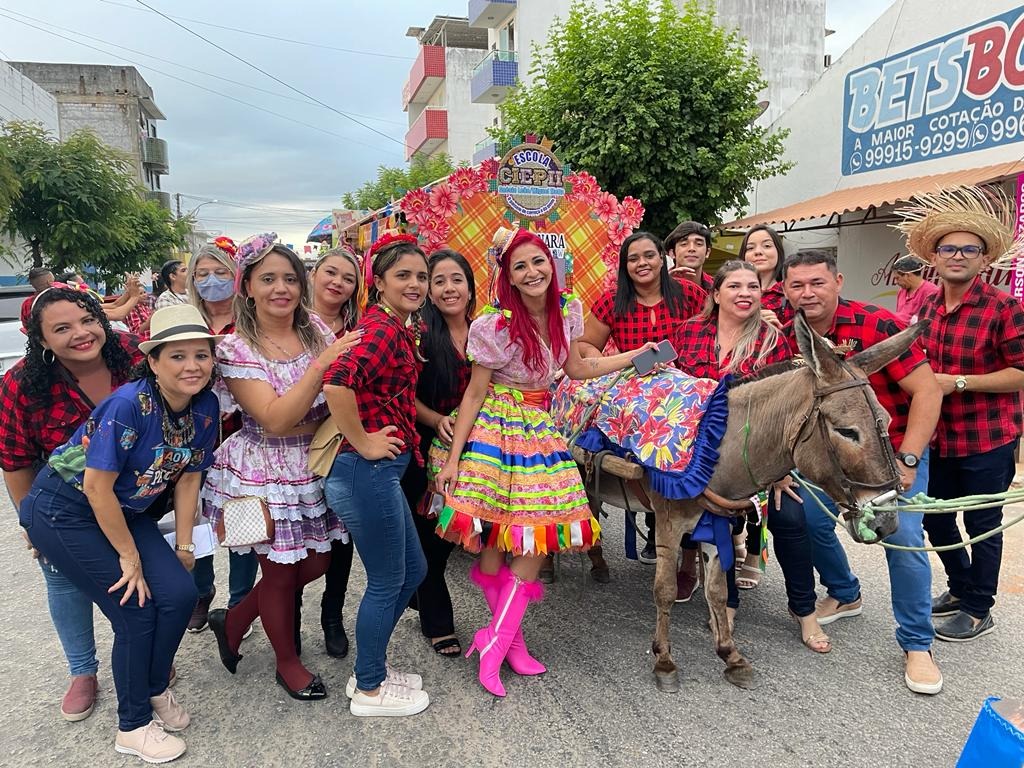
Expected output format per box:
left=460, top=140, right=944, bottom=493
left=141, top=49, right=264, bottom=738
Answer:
left=0, top=60, right=58, bottom=132
left=444, top=47, right=496, bottom=164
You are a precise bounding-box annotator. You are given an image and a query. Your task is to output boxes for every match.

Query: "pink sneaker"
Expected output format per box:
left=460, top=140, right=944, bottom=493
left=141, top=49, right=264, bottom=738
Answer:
left=61, top=674, right=98, bottom=722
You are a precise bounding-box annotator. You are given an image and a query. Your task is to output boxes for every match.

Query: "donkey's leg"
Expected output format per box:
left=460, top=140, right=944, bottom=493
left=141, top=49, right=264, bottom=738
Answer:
left=701, top=541, right=754, bottom=689
left=651, top=502, right=688, bottom=693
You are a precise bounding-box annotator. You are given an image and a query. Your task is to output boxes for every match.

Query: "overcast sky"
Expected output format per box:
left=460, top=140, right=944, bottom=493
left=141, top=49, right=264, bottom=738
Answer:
left=0, top=0, right=894, bottom=246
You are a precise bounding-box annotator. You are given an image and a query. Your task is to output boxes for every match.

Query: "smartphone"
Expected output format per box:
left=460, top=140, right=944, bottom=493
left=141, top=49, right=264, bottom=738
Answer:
left=632, top=339, right=678, bottom=375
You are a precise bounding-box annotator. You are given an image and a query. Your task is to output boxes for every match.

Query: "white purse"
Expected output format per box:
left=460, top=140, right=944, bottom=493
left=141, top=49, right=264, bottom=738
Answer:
left=216, top=496, right=274, bottom=548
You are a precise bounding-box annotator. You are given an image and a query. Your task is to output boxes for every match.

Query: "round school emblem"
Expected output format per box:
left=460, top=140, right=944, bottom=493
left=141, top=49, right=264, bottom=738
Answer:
left=496, top=142, right=566, bottom=219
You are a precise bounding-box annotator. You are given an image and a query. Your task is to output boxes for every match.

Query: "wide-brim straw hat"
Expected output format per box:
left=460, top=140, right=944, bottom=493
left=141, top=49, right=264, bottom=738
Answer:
left=894, top=185, right=1024, bottom=267
left=139, top=304, right=224, bottom=354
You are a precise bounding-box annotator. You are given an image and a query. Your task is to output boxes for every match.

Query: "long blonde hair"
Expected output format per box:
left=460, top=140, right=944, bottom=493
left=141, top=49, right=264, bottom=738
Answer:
left=695, top=260, right=781, bottom=375
left=312, top=247, right=363, bottom=332
left=233, top=244, right=327, bottom=357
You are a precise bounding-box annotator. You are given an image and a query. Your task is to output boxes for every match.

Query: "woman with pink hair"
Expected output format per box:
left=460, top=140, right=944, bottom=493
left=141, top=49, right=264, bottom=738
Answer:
left=433, top=228, right=653, bottom=698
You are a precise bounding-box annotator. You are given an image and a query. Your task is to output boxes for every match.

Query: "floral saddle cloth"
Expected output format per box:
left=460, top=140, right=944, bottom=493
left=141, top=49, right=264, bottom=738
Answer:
left=550, top=368, right=729, bottom=500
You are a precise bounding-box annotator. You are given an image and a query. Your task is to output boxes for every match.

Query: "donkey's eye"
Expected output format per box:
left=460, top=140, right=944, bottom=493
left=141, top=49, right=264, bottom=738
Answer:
left=835, top=427, right=860, bottom=442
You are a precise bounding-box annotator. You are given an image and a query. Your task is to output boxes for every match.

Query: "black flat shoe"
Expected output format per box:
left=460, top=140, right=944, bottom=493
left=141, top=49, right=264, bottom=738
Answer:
left=275, top=672, right=327, bottom=701
left=208, top=609, right=243, bottom=674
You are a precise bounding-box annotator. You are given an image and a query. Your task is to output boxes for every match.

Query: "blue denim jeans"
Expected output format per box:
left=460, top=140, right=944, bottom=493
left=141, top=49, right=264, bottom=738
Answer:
left=325, top=451, right=426, bottom=691
left=925, top=439, right=1017, bottom=619
left=802, top=453, right=934, bottom=650
left=39, top=559, right=99, bottom=676
left=191, top=549, right=258, bottom=608
left=22, top=469, right=198, bottom=731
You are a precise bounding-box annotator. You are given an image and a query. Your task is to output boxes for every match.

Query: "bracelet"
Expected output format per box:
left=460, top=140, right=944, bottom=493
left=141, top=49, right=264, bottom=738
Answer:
left=120, top=556, right=141, bottom=570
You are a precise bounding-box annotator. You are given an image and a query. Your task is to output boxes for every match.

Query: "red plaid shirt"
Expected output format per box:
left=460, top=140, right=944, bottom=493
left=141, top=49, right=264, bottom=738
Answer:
left=591, top=278, right=706, bottom=352
left=784, top=299, right=926, bottom=452
left=324, top=304, right=424, bottom=464
left=674, top=317, right=792, bottom=380
left=762, top=281, right=793, bottom=325
left=919, top=277, right=1024, bottom=457
left=0, top=332, right=142, bottom=471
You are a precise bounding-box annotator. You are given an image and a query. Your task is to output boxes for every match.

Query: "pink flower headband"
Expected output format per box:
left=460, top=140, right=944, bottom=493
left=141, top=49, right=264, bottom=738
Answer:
left=362, top=232, right=420, bottom=291
left=233, top=232, right=278, bottom=291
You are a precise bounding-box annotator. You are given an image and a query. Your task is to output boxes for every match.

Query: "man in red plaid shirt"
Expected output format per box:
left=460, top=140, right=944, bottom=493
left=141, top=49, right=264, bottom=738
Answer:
left=665, top=220, right=715, bottom=292
left=903, top=188, right=1024, bottom=643
left=782, top=249, right=944, bottom=694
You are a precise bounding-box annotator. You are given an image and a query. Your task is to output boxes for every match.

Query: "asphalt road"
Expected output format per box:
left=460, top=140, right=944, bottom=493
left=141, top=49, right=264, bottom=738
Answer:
left=2, top=492, right=1022, bottom=768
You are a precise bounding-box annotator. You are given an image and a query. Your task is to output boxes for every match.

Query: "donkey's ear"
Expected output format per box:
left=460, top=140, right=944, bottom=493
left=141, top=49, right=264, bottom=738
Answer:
left=793, top=310, right=843, bottom=381
left=848, top=318, right=929, bottom=376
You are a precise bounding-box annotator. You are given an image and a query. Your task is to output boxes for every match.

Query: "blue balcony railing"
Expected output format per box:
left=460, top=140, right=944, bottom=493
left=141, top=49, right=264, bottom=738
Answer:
left=470, top=51, right=518, bottom=104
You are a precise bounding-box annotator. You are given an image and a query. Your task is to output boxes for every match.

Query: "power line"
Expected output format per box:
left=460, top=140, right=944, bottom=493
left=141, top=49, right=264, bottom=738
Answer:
left=100, top=0, right=415, bottom=61
left=175, top=194, right=334, bottom=214
left=0, top=12, right=404, bottom=156
left=0, top=6, right=406, bottom=127
left=134, top=0, right=406, bottom=147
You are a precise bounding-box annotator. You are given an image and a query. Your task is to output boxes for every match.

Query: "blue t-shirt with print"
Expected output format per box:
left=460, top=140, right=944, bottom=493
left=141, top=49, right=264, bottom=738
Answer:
left=47, top=378, right=219, bottom=512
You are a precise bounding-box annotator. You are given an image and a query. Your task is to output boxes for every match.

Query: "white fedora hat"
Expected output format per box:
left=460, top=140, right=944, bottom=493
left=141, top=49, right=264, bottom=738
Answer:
left=139, top=304, right=224, bottom=354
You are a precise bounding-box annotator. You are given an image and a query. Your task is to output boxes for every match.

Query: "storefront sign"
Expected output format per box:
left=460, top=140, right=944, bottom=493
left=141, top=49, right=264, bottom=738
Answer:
left=843, top=7, right=1024, bottom=175
left=1012, top=173, right=1024, bottom=300
left=496, top=142, right=566, bottom=218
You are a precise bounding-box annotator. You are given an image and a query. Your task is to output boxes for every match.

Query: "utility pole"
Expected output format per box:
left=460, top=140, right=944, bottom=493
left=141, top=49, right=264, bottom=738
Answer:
left=176, top=192, right=182, bottom=219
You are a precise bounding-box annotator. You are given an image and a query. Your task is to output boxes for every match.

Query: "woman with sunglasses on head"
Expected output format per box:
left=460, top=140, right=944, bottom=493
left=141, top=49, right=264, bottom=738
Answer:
left=204, top=235, right=358, bottom=702
left=1, top=286, right=141, bottom=724
left=433, top=228, right=655, bottom=699
left=18, top=304, right=222, bottom=763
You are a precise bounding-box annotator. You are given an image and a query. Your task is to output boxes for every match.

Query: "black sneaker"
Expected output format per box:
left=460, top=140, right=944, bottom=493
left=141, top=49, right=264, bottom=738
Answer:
left=931, top=590, right=961, bottom=617
left=935, top=610, right=995, bottom=642
left=639, top=534, right=657, bottom=564
left=187, top=587, right=215, bottom=633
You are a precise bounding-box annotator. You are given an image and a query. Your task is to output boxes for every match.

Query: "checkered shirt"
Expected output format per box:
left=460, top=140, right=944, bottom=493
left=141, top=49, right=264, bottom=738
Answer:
left=324, top=304, right=424, bottom=464
left=784, top=299, right=926, bottom=453
left=919, top=277, right=1024, bottom=457
left=590, top=278, right=707, bottom=352
left=0, top=332, right=142, bottom=471
left=674, top=317, right=792, bottom=380
left=762, top=281, right=793, bottom=325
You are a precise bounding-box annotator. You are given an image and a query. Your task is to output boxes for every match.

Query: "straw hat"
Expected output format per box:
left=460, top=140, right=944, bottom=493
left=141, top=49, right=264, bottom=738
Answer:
left=894, top=185, right=1023, bottom=267
left=139, top=304, right=224, bottom=354
left=490, top=227, right=519, bottom=264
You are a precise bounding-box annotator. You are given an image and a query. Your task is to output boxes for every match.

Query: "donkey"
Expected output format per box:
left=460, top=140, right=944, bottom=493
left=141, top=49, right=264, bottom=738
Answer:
left=644, top=312, right=925, bottom=693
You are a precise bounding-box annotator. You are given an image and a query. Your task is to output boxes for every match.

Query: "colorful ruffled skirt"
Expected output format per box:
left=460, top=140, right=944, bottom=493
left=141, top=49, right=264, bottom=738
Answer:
left=202, top=429, right=347, bottom=564
left=429, top=384, right=599, bottom=555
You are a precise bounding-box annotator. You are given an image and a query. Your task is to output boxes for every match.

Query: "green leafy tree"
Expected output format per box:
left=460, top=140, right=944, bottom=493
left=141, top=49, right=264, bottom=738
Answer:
left=495, top=0, right=792, bottom=234
left=0, top=121, right=184, bottom=284
left=342, top=153, right=456, bottom=211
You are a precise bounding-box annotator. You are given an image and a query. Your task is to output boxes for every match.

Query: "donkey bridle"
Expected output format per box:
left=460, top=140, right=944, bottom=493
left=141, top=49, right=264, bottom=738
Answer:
left=790, top=359, right=902, bottom=514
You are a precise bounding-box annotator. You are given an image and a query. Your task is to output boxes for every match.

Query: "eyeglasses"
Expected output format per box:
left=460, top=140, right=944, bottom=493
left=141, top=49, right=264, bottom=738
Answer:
left=935, top=245, right=984, bottom=260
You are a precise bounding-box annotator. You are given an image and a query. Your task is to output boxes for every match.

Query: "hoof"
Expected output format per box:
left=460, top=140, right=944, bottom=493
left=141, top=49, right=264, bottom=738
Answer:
left=654, top=669, right=680, bottom=693
left=723, top=663, right=754, bottom=690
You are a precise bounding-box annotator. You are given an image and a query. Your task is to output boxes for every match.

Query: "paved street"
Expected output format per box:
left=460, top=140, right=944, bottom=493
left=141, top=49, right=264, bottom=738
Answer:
left=2, top=492, right=1022, bottom=768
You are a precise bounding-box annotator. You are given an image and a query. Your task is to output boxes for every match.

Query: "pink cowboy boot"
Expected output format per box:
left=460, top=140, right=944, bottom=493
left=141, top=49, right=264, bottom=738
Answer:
left=469, top=563, right=546, bottom=676
left=465, top=572, right=543, bottom=697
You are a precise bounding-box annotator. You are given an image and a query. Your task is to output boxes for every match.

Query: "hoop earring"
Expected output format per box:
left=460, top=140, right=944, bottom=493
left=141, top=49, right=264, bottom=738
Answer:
left=42, top=348, right=55, bottom=365
left=245, top=296, right=256, bottom=309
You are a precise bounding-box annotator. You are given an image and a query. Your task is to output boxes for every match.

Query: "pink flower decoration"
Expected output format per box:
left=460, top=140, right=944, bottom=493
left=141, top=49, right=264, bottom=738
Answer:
left=566, top=172, right=599, bottom=205
left=607, top=217, right=630, bottom=247
left=618, top=196, right=645, bottom=229
left=450, top=168, right=478, bottom=197
left=410, top=207, right=433, bottom=226
left=429, top=183, right=459, bottom=219
left=594, top=191, right=619, bottom=222
left=479, top=157, right=499, bottom=180
left=402, top=187, right=429, bottom=215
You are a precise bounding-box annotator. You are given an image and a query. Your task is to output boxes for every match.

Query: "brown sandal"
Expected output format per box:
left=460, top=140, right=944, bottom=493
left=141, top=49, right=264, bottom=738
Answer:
left=801, top=631, right=832, bottom=654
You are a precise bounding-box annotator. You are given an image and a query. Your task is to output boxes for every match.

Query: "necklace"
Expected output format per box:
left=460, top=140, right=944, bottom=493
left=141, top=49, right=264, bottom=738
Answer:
left=157, top=390, right=195, bottom=448
left=263, top=334, right=302, bottom=360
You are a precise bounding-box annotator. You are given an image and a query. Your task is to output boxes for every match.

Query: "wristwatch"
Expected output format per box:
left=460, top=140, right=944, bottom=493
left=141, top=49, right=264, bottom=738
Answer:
left=895, top=452, right=919, bottom=469
left=175, top=543, right=195, bottom=553
left=954, top=376, right=968, bottom=393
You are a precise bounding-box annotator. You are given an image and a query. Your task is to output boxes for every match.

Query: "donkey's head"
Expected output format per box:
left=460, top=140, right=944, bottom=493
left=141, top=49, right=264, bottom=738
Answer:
left=790, top=312, right=927, bottom=543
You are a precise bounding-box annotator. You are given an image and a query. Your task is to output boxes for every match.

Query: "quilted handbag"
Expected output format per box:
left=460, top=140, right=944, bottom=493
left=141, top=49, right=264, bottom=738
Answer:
left=216, top=496, right=275, bottom=548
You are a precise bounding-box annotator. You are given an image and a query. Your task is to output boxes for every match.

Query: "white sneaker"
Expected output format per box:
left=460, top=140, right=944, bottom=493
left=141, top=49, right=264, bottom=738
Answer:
left=349, top=681, right=429, bottom=718
left=149, top=688, right=190, bottom=732
left=345, top=663, right=422, bottom=698
left=114, top=721, right=187, bottom=763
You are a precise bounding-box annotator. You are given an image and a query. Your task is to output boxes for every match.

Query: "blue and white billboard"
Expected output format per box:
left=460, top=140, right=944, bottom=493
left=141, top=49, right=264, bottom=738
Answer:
left=842, top=7, right=1024, bottom=175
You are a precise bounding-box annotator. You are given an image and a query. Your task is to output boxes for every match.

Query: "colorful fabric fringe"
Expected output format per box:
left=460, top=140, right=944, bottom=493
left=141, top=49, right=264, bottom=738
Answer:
left=550, top=369, right=730, bottom=501
left=429, top=385, right=599, bottom=555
